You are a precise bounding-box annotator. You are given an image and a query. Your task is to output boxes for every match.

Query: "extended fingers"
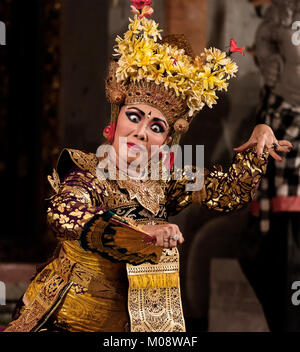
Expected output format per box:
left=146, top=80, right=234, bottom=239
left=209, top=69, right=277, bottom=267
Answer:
left=266, top=139, right=293, bottom=161
left=275, top=145, right=292, bottom=153
left=230, top=124, right=293, bottom=160
left=255, top=136, right=266, bottom=156
left=278, top=140, right=293, bottom=149
left=257, top=135, right=290, bottom=159
left=268, top=148, right=283, bottom=161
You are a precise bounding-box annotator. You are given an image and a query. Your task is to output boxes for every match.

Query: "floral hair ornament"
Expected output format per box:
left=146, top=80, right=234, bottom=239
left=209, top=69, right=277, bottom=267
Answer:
left=105, top=1, right=244, bottom=146
left=103, top=122, right=116, bottom=142
left=229, top=38, right=246, bottom=56
left=131, top=0, right=154, bottom=19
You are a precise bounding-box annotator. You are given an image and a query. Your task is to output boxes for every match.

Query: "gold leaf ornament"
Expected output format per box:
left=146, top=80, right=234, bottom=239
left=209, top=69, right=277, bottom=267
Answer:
left=48, top=169, right=61, bottom=193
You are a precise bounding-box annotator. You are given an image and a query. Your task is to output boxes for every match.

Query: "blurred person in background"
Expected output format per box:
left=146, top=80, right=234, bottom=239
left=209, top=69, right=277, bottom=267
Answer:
left=239, top=0, right=300, bottom=332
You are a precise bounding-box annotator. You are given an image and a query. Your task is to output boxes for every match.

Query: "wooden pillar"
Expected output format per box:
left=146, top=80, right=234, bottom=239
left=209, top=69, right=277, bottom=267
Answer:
left=164, top=0, right=207, bottom=55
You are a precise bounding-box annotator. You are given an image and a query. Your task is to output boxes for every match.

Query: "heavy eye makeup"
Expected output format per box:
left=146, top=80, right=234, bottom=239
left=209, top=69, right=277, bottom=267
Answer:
left=125, top=108, right=168, bottom=134
left=125, top=111, right=141, bottom=123
left=150, top=117, right=168, bottom=134
left=150, top=122, right=166, bottom=133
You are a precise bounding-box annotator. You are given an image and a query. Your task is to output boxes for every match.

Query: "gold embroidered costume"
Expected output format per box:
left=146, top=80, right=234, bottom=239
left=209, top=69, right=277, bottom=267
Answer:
left=4, top=1, right=270, bottom=332
left=4, top=147, right=269, bottom=332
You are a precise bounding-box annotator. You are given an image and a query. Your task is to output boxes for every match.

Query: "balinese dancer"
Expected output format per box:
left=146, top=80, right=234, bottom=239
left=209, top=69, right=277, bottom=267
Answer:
left=4, top=0, right=292, bottom=332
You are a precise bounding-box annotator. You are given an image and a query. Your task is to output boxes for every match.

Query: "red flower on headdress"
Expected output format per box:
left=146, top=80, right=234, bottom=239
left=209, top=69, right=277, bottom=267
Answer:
left=230, top=38, right=245, bottom=56
left=131, top=0, right=153, bottom=18
left=131, top=5, right=153, bottom=19
left=131, top=0, right=152, bottom=10
left=103, top=122, right=116, bottom=142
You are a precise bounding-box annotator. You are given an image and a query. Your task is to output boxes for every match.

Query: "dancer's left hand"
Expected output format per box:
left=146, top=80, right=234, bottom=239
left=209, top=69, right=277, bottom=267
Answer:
left=233, top=124, right=293, bottom=161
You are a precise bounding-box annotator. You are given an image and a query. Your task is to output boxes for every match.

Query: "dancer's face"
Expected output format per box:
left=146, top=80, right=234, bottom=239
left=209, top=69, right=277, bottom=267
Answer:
left=112, top=104, right=172, bottom=165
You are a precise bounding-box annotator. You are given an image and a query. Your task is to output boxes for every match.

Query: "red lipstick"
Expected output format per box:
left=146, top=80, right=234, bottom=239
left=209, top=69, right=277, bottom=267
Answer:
left=127, top=142, right=137, bottom=148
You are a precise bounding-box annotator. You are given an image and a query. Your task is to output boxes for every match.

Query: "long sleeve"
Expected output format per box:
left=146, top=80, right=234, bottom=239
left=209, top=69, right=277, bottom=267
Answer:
left=165, top=147, right=269, bottom=215
left=47, top=166, right=162, bottom=264
left=165, top=165, right=206, bottom=216
left=200, top=147, right=269, bottom=212
left=47, top=167, right=105, bottom=241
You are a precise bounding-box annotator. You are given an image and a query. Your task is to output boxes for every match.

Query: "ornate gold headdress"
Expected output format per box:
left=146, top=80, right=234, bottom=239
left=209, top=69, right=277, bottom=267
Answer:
left=105, top=0, right=241, bottom=145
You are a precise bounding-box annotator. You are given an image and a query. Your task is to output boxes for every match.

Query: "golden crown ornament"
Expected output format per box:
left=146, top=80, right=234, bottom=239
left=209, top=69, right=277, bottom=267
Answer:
left=105, top=0, right=244, bottom=145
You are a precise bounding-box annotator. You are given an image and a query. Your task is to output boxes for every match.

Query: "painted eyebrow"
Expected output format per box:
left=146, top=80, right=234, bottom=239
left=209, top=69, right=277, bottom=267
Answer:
left=127, top=107, right=145, bottom=116
left=152, top=117, right=168, bottom=128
